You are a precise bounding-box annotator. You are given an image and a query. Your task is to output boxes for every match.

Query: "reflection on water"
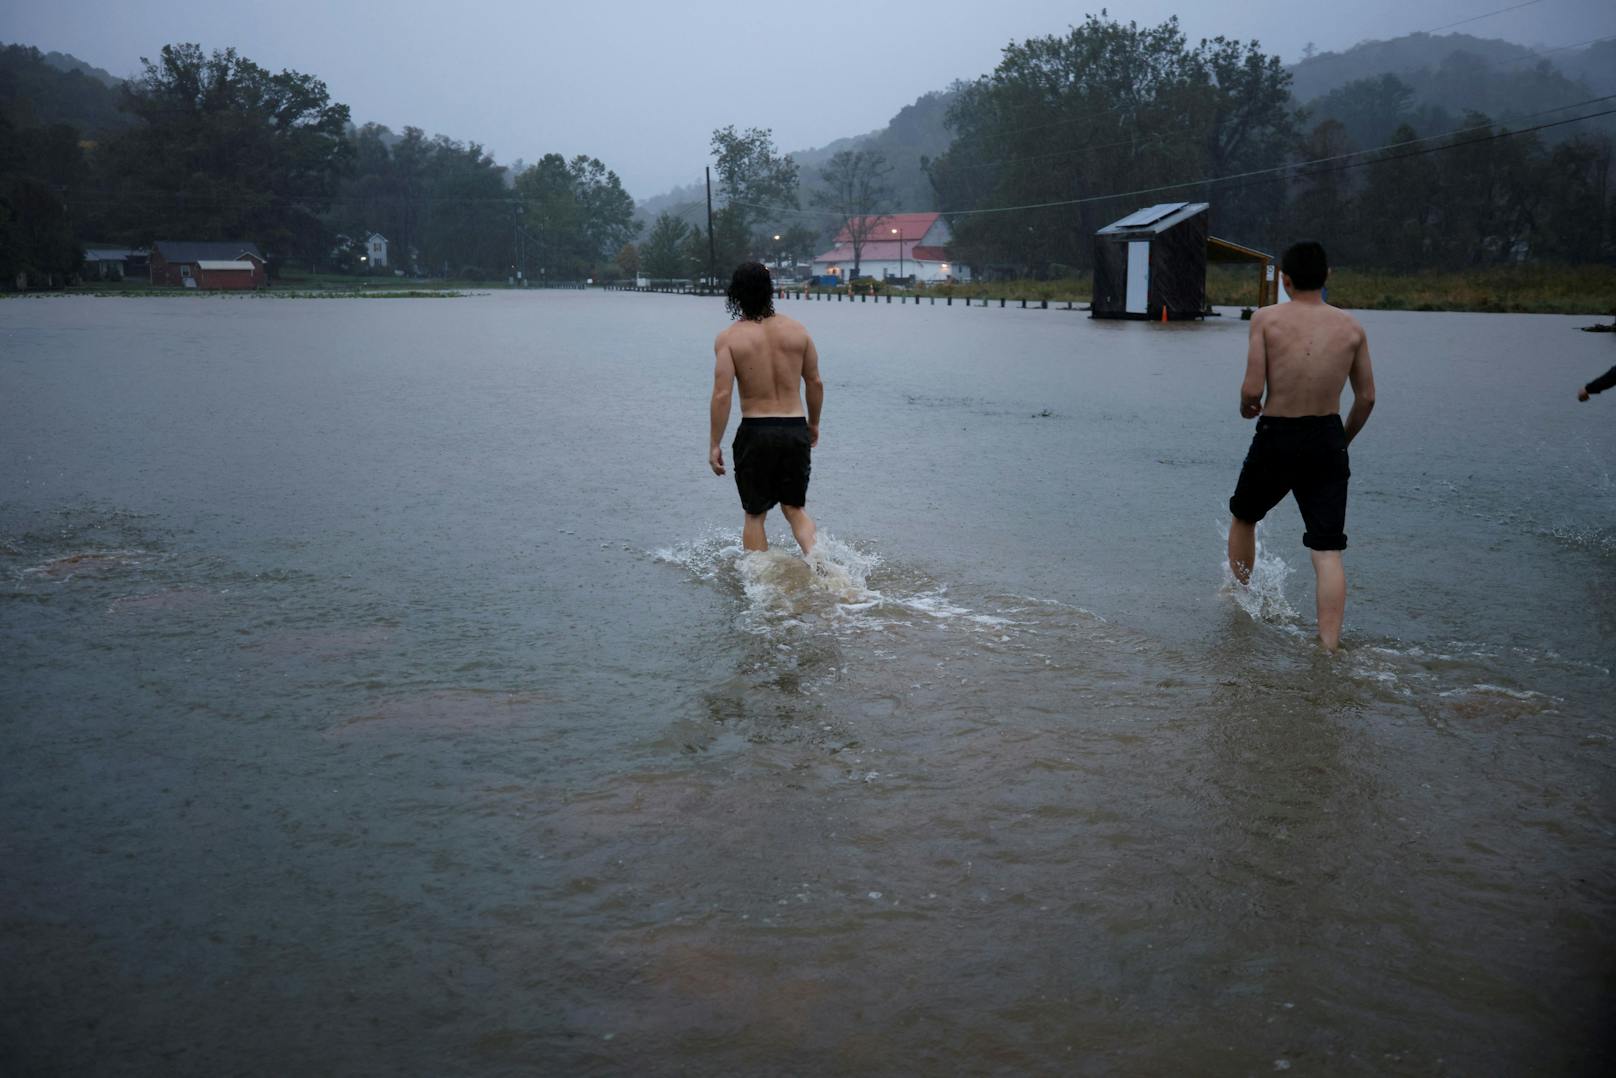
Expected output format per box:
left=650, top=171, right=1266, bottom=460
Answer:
left=2, top=295, right=1613, bottom=1074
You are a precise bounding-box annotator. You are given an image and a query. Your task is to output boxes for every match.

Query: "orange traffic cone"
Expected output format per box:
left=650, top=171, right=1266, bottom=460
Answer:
left=1160, top=305, right=1168, bottom=323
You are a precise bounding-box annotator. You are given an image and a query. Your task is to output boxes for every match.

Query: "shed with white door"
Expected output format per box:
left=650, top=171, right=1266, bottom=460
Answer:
left=1090, top=202, right=1211, bottom=320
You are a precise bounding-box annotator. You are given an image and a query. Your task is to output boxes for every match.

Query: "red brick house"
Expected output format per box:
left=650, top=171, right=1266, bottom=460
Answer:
left=150, top=241, right=267, bottom=289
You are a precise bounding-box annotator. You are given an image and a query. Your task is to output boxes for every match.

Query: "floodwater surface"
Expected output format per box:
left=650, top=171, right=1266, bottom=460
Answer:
left=2, top=291, right=1613, bottom=1075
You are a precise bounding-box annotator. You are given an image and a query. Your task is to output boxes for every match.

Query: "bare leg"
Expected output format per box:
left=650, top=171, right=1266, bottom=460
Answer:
left=1311, top=549, right=1346, bottom=652
left=780, top=504, right=817, bottom=557
left=1228, top=517, right=1257, bottom=585
left=742, top=513, right=768, bottom=552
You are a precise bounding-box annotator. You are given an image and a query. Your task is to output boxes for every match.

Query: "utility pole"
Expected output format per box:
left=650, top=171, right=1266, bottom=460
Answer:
left=705, top=166, right=717, bottom=293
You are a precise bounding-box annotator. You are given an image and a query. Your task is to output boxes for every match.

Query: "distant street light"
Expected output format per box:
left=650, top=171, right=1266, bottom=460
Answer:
left=891, top=226, right=904, bottom=281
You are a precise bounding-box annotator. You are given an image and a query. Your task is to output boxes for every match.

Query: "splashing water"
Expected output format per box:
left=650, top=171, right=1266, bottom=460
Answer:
left=654, top=531, right=1015, bottom=637
left=1217, top=520, right=1298, bottom=625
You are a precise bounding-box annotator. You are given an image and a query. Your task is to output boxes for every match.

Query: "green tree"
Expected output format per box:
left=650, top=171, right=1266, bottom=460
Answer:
left=683, top=223, right=714, bottom=285
left=1308, top=74, right=1415, bottom=153
left=927, top=15, right=1295, bottom=274
left=568, top=155, right=639, bottom=263
left=0, top=114, right=84, bottom=286
left=513, top=153, right=641, bottom=280
left=614, top=242, right=639, bottom=278
left=1431, top=112, right=1541, bottom=266
left=779, top=223, right=821, bottom=268
left=1535, top=136, right=1613, bottom=263
left=640, top=211, right=691, bottom=278
left=809, top=149, right=894, bottom=279
left=710, top=125, right=798, bottom=233
left=98, top=43, right=351, bottom=265
left=415, top=135, right=510, bottom=278
left=1357, top=123, right=1436, bottom=270
left=1283, top=120, right=1356, bottom=263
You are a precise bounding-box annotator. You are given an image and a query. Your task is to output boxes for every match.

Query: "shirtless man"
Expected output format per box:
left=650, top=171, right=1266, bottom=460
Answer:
left=1228, top=241, right=1376, bottom=652
left=709, top=262, right=824, bottom=556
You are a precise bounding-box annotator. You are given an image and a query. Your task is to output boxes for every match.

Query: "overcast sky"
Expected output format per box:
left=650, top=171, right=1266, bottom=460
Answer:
left=8, top=0, right=1611, bottom=199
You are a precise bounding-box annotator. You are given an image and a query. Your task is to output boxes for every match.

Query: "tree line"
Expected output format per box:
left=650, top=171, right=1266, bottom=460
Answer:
left=0, top=42, right=639, bottom=285
left=926, top=15, right=1615, bottom=277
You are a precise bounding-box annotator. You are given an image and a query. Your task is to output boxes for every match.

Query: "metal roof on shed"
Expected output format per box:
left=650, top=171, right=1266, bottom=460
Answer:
left=196, top=260, right=255, bottom=270
left=1096, top=202, right=1209, bottom=236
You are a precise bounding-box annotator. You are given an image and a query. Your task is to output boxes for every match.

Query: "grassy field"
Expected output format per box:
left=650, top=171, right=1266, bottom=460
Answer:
left=802, top=264, right=1616, bottom=316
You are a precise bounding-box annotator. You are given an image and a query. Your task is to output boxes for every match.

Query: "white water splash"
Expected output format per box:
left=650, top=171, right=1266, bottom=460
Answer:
left=1217, top=521, right=1298, bottom=624
left=655, top=531, right=1016, bottom=636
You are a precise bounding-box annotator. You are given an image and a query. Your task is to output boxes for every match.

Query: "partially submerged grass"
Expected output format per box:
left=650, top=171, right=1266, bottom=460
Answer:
left=798, top=264, right=1616, bottom=316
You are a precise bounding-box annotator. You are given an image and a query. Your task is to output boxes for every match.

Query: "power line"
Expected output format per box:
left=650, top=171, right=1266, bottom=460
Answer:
left=938, top=89, right=1616, bottom=180
left=943, top=105, right=1616, bottom=218
left=722, top=95, right=1616, bottom=225
left=1420, top=0, right=1546, bottom=35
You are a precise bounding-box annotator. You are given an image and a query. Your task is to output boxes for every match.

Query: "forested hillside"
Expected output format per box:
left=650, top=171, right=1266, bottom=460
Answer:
left=0, top=42, right=641, bottom=286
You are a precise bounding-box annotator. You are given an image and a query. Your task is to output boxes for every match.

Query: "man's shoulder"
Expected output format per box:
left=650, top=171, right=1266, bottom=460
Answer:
left=716, top=319, right=753, bottom=346
left=1327, top=304, right=1367, bottom=338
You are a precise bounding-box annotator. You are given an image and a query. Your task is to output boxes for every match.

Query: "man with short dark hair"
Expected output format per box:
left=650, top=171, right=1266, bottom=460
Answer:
left=709, top=262, right=825, bottom=556
left=1227, top=241, right=1376, bottom=652
left=1576, top=365, right=1616, bottom=402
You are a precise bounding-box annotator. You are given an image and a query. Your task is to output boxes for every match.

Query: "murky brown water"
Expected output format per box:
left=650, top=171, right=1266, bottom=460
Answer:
left=2, top=292, right=1612, bottom=1074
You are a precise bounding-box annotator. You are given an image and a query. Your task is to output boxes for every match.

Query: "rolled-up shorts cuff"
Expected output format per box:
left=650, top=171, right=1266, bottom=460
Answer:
left=1228, top=496, right=1268, bottom=524
left=1303, top=531, right=1347, bottom=551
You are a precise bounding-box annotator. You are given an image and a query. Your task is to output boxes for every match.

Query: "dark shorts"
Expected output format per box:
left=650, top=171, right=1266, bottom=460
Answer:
left=733, top=417, right=811, bottom=515
left=1229, top=414, right=1351, bottom=551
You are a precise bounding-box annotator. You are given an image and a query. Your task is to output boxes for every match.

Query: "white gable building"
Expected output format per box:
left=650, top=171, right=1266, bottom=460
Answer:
left=810, top=213, right=969, bottom=283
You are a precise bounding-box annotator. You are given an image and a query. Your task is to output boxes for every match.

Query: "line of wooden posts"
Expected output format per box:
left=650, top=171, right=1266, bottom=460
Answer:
left=604, top=283, right=1084, bottom=311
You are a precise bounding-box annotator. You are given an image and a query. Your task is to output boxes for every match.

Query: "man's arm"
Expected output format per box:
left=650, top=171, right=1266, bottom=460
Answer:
left=709, top=337, right=735, bottom=475
left=802, top=335, right=824, bottom=447
left=1579, top=364, right=1616, bottom=401
left=1239, top=313, right=1266, bottom=419
left=1343, top=328, right=1376, bottom=444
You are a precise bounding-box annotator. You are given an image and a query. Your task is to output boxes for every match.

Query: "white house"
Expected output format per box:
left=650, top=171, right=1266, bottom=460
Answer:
left=810, top=213, right=970, bottom=283
left=366, top=233, right=389, bottom=270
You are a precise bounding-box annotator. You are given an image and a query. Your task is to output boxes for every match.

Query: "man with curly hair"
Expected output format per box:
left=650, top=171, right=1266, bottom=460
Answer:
left=709, top=262, right=825, bottom=556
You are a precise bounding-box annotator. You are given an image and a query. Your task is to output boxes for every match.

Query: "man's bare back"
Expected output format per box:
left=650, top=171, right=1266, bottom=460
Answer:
left=714, top=313, right=822, bottom=423
left=1242, top=295, right=1374, bottom=427
left=709, top=265, right=825, bottom=555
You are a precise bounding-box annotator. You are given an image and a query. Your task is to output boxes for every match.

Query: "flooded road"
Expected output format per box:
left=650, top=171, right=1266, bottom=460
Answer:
left=2, top=291, right=1612, bottom=1074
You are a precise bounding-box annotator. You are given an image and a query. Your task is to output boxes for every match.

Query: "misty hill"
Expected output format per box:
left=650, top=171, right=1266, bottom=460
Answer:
left=1, top=43, right=133, bottom=136
left=1297, top=32, right=1615, bottom=155
left=1290, top=32, right=1535, bottom=100
left=37, top=48, right=124, bottom=89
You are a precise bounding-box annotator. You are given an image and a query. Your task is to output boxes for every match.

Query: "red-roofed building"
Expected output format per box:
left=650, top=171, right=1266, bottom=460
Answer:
left=811, top=213, right=970, bottom=283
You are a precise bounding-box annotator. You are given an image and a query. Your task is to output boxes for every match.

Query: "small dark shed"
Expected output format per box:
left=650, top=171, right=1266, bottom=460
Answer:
left=1092, top=203, right=1278, bottom=318
left=1091, top=202, right=1210, bottom=320
left=1092, top=200, right=1215, bottom=316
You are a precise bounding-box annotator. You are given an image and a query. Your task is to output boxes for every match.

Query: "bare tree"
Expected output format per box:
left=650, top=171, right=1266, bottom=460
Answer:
left=810, top=150, right=894, bottom=279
